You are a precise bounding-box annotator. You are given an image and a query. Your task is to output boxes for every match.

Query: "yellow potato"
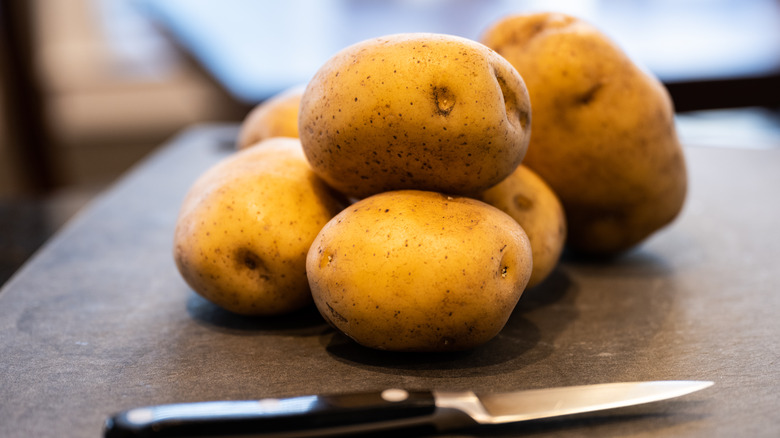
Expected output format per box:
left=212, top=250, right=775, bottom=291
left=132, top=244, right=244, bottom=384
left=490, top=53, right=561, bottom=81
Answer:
left=299, top=33, right=531, bottom=199
left=306, top=190, right=532, bottom=352
left=479, top=165, right=566, bottom=288
left=481, top=13, right=687, bottom=255
left=173, top=137, right=346, bottom=315
left=237, top=85, right=304, bottom=150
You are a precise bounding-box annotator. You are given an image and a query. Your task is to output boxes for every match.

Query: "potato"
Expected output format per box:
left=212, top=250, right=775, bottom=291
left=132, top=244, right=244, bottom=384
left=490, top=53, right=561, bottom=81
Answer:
left=479, top=165, right=566, bottom=288
left=173, top=137, right=346, bottom=315
left=237, top=85, right=304, bottom=150
left=306, top=190, right=532, bottom=352
left=481, top=13, right=687, bottom=255
left=299, top=33, right=531, bottom=199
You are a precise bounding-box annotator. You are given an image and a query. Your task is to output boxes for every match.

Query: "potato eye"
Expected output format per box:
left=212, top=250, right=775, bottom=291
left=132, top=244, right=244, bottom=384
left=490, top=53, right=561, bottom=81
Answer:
left=513, top=194, right=533, bottom=210
left=432, top=86, right=456, bottom=116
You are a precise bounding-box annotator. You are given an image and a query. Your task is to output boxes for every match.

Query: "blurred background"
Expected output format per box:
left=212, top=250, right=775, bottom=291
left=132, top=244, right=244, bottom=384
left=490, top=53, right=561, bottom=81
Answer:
left=2, top=0, right=779, bottom=285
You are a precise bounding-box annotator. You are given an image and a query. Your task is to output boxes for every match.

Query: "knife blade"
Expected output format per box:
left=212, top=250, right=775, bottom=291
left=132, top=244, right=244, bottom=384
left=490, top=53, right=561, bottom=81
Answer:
left=103, top=380, right=712, bottom=437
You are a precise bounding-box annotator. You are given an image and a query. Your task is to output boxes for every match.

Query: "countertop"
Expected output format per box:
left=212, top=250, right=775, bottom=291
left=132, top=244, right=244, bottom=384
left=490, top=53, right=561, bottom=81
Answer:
left=1, top=124, right=778, bottom=437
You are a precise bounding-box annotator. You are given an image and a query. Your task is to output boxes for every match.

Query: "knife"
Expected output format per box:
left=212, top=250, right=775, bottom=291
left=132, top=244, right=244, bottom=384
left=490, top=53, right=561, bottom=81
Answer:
left=104, top=380, right=712, bottom=437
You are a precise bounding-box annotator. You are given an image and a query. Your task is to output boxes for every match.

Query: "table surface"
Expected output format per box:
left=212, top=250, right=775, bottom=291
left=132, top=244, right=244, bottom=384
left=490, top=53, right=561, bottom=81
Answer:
left=1, top=124, right=779, bottom=437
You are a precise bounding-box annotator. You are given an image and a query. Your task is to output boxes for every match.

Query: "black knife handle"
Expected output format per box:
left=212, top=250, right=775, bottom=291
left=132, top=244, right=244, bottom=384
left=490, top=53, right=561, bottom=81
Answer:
left=104, top=389, right=437, bottom=437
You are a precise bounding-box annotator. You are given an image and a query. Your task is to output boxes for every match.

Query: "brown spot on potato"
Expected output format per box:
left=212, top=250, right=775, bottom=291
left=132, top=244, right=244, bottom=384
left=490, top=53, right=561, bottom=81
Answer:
left=577, top=82, right=603, bottom=105
left=513, top=193, right=533, bottom=210
left=326, top=302, right=348, bottom=323
left=432, top=86, right=456, bottom=116
left=234, top=248, right=273, bottom=284
left=236, top=248, right=262, bottom=270
left=498, top=246, right=516, bottom=281
left=319, top=252, right=333, bottom=269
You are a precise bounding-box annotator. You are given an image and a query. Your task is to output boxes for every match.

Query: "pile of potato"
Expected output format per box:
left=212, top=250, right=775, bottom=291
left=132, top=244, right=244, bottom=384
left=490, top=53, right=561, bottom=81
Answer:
left=173, top=13, right=687, bottom=352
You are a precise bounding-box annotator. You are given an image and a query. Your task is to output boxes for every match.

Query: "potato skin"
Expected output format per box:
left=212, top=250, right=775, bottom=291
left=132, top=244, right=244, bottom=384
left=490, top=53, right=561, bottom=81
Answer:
left=306, top=190, right=532, bottom=352
left=481, top=13, right=687, bottom=255
left=237, top=85, right=304, bottom=150
left=173, top=138, right=346, bottom=315
left=299, top=33, right=531, bottom=199
left=479, top=165, right=566, bottom=288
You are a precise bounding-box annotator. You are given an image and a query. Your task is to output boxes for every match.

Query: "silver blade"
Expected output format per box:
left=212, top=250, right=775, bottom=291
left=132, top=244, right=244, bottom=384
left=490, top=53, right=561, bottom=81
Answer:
left=435, top=381, right=713, bottom=425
